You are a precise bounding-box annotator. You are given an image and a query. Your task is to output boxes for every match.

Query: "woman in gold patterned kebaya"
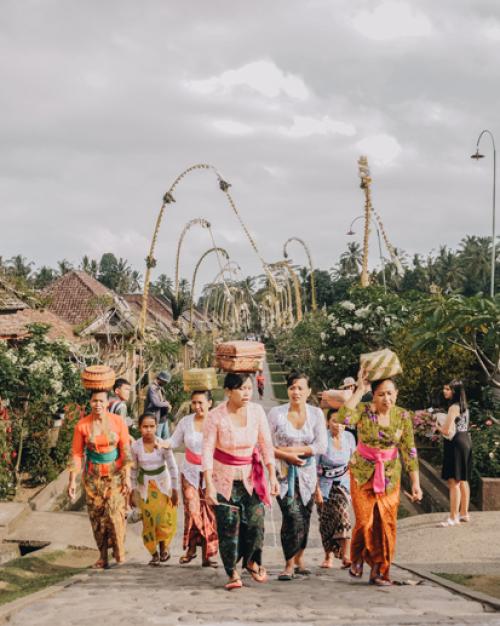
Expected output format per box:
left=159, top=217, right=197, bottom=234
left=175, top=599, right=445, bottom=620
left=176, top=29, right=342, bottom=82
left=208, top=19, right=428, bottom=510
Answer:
left=337, top=369, right=422, bottom=586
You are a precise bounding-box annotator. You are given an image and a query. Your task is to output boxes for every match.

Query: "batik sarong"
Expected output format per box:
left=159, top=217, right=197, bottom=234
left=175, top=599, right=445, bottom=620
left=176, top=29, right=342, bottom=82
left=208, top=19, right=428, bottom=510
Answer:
left=139, top=480, right=177, bottom=555
left=276, top=479, right=313, bottom=561
left=83, top=473, right=127, bottom=562
left=350, top=473, right=399, bottom=580
left=214, top=480, right=265, bottom=576
left=318, top=482, right=352, bottom=557
left=181, top=475, right=218, bottom=560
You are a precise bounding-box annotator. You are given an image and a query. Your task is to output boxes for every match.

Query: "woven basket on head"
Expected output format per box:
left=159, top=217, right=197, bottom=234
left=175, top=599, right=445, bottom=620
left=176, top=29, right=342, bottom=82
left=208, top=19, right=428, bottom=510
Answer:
left=81, top=365, right=116, bottom=391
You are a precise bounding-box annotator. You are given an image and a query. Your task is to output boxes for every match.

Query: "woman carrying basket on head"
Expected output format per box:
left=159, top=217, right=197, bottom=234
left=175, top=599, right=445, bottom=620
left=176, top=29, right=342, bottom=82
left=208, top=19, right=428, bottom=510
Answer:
left=336, top=367, right=422, bottom=586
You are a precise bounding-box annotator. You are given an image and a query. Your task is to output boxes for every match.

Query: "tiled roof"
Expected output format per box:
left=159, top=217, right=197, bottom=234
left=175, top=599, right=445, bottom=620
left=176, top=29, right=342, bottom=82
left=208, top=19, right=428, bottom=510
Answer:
left=123, top=294, right=176, bottom=335
left=0, top=309, right=79, bottom=343
left=43, top=270, right=113, bottom=326
left=0, top=278, right=29, bottom=312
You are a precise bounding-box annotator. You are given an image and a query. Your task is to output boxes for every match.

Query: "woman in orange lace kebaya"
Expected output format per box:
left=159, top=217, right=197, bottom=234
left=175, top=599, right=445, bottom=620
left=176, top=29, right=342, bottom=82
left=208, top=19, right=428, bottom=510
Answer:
left=68, top=390, right=131, bottom=569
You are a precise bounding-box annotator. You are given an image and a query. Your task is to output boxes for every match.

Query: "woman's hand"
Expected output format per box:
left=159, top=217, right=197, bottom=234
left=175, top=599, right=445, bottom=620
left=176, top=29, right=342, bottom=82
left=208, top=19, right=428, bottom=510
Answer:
left=286, top=452, right=307, bottom=466
left=411, top=484, right=423, bottom=502
left=269, top=476, right=280, bottom=497
left=205, top=484, right=218, bottom=507
left=171, top=489, right=179, bottom=506
left=314, top=488, right=324, bottom=506
left=67, top=480, right=77, bottom=503
left=356, top=367, right=370, bottom=394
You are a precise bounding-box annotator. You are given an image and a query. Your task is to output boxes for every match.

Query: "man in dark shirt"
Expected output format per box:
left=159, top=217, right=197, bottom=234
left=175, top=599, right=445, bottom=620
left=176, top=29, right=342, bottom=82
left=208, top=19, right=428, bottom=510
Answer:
left=145, top=371, right=172, bottom=439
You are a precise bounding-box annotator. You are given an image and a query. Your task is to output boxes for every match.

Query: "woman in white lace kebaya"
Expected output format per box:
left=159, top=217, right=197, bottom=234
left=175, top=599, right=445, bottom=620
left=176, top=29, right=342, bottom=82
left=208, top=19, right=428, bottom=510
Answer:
left=268, top=371, right=327, bottom=580
left=130, top=413, right=179, bottom=566
left=165, top=391, right=219, bottom=567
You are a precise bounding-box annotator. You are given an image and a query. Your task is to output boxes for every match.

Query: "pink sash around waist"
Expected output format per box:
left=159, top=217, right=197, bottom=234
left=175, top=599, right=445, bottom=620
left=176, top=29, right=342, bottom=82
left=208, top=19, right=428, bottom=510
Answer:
left=213, top=447, right=270, bottom=506
left=357, top=441, right=398, bottom=494
left=185, top=448, right=202, bottom=465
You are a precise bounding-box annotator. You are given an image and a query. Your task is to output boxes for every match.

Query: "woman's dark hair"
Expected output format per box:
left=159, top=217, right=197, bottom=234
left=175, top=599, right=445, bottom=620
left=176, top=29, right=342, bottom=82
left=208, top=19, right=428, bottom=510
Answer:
left=286, top=371, right=311, bottom=389
left=224, top=372, right=252, bottom=390
left=138, top=412, right=157, bottom=426
left=191, top=390, right=213, bottom=403
left=445, top=379, right=467, bottom=413
left=371, top=378, right=398, bottom=394
left=326, top=408, right=338, bottom=421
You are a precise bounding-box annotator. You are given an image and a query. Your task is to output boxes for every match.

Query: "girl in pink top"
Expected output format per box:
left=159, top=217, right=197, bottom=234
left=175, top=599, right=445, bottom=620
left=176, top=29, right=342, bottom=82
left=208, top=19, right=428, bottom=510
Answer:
left=203, top=372, right=279, bottom=591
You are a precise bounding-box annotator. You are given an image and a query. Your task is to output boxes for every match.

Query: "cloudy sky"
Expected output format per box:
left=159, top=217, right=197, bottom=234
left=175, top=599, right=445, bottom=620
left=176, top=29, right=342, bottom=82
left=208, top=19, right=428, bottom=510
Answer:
left=1, top=0, right=499, bottom=294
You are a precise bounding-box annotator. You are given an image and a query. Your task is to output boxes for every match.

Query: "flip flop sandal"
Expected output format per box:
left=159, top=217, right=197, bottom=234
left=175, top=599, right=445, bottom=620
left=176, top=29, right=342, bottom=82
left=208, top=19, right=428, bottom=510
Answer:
left=225, top=579, right=243, bottom=591
left=278, top=572, right=296, bottom=581
left=149, top=558, right=161, bottom=567
left=160, top=552, right=171, bottom=563
left=91, top=560, right=108, bottom=570
left=294, top=567, right=312, bottom=575
left=320, top=561, right=334, bottom=569
left=179, top=553, right=196, bottom=564
left=348, top=563, right=363, bottom=578
left=341, top=561, right=352, bottom=570
left=245, top=565, right=268, bottom=583
left=202, top=559, right=219, bottom=568
left=369, top=576, right=394, bottom=587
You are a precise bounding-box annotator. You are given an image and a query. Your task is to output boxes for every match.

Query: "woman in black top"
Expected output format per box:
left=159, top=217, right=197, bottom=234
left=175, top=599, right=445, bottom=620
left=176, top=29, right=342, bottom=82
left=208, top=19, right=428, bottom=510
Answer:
left=437, top=379, right=472, bottom=527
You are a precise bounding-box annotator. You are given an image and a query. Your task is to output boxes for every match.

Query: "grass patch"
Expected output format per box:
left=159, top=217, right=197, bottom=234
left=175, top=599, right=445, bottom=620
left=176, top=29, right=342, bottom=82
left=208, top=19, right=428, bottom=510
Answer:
left=0, top=550, right=89, bottom=606
left=434, top=573, right=500, bottom=600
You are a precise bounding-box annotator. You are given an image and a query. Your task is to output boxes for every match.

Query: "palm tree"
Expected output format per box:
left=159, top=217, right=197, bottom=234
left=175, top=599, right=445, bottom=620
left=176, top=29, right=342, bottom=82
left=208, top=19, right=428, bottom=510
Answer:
left=458, top=236, right=495, bottom=295
left=7, top=255, right=33, bottom=281
left=332, top=243, right=362, bottom=280
left=57, top=259, right=73, bottom=276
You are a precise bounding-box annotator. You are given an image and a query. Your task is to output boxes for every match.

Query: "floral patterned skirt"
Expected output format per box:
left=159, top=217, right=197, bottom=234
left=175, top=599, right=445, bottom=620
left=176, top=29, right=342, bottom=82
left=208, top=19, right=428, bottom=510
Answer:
left=138, top=480, right=177, bottom=555
left=214, top=481, right=265, bottom=576
left=276, top=483, right=314, bottom=561
left=181, top=475, right=218, bottom=560
left=83, top=472, right=127, bottom=561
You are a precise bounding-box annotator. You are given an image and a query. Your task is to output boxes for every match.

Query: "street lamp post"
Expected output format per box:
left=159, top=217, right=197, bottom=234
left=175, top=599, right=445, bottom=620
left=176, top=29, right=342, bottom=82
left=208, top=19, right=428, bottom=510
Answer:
left=347, top=215, right=387, bottom=293
left=471, top=129, right=497, bottom=298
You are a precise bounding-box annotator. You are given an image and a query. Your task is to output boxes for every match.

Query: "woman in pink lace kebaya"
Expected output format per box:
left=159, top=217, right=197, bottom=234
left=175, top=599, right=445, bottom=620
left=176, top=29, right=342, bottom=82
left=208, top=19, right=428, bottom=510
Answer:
left=202, top=372, right=279, bottom=590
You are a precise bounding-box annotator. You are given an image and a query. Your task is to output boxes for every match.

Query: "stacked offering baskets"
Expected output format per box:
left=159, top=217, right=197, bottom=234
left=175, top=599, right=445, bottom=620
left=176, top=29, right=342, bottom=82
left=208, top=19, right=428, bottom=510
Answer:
left=183, top=368, right=219, bottom=392
left=215, top=340, right=265, bottom=373
left=81, top=365, right=116, bottom=391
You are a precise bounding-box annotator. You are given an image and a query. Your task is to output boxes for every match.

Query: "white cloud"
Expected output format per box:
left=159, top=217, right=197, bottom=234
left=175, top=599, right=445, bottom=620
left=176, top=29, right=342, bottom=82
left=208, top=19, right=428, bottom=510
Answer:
left=484, top=20, right=500, bottom=41
left=281, top=115, right=356, bottom=138
left=352, top=2, right=433, bottom=41
left=356, top=134, right=402, bottom=166
left=212, top=119, right=254, bottom=135
left=185, top=59, right=309, bottom=100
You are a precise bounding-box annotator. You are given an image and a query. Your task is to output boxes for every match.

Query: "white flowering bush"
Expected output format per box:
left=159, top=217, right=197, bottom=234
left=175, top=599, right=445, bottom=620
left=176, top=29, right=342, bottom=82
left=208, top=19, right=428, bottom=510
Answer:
left=274, top=287, right=409, bottom=390
left=0, top=324, right=87, bottom=491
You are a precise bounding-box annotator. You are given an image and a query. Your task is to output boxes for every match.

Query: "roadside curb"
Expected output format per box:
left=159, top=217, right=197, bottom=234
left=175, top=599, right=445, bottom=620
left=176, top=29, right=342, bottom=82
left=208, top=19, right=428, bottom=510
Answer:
left=0, top=570, right=93, bottom=624
left=395, top=562, right=500, bottom=612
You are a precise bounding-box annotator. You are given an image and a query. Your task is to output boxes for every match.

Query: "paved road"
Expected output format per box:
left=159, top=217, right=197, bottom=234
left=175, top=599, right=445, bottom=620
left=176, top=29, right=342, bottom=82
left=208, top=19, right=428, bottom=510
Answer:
left=5, top=360, right=500, bottom=625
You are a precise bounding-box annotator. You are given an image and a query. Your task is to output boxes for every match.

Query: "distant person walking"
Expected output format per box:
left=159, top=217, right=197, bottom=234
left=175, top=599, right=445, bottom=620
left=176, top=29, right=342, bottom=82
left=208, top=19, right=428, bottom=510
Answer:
left=437, top=379, right=472, bottom=527
left=145, top=371, right=172, bottom=439
left=256, top=371, right=265, bottom=400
